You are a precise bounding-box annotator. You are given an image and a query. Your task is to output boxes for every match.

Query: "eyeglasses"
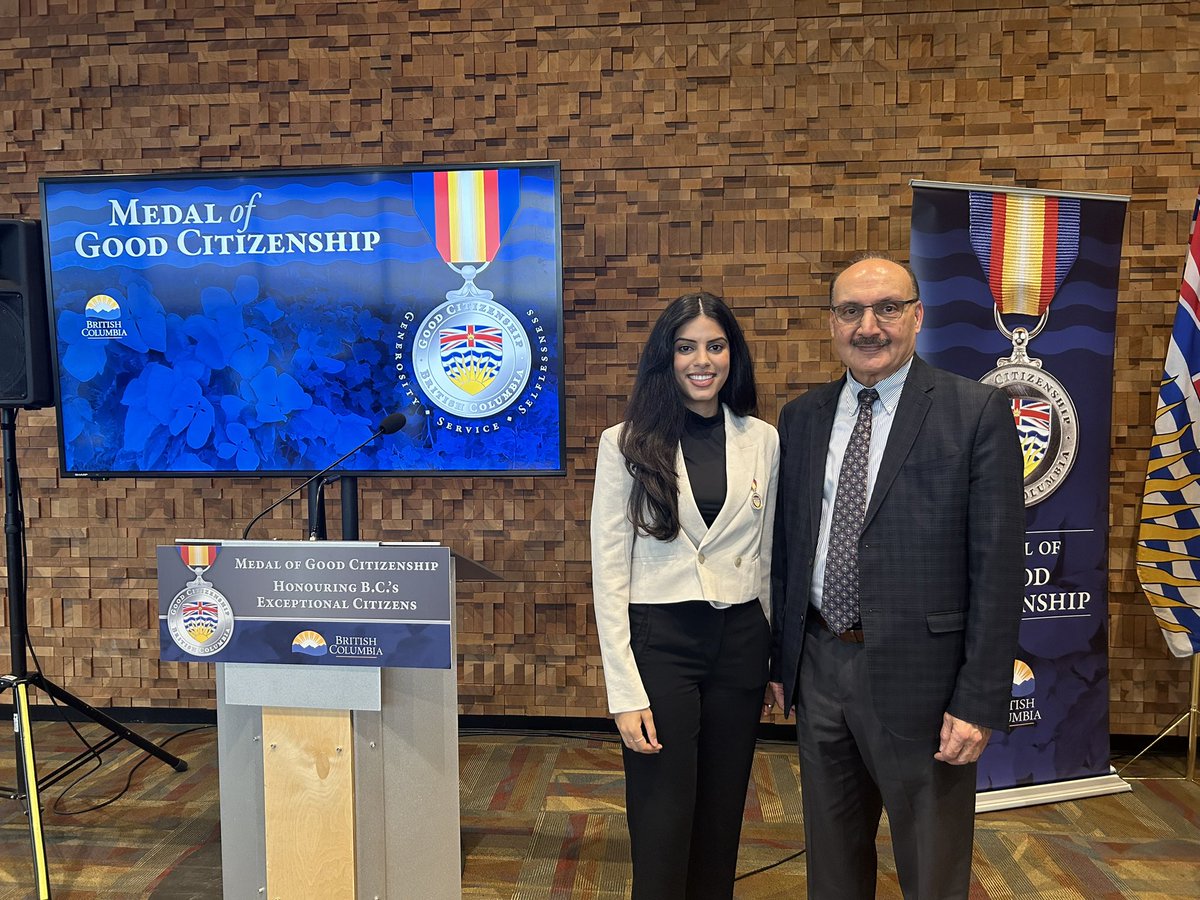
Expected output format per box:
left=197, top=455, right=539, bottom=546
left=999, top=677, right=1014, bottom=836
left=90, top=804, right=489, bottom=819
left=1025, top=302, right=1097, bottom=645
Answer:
left=829, top=299, right=919, bottom=325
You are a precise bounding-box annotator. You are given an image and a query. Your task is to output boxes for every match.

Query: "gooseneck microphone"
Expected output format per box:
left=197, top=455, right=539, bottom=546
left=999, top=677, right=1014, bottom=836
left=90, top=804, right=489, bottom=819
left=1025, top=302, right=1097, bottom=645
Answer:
left=241, top=412, right=406, bottom=540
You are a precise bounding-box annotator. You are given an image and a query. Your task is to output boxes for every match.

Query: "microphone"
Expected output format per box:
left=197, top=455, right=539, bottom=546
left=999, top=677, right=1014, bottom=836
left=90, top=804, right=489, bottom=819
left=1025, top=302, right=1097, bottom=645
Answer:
left=376, top=412, right=406, bottom=436
left=241, top=412, right=406, bottom=540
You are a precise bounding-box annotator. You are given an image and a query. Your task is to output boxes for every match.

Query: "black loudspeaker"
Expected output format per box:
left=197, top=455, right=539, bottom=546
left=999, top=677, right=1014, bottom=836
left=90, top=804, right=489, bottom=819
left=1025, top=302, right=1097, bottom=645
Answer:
left=0, top=219, right=53, bottom=409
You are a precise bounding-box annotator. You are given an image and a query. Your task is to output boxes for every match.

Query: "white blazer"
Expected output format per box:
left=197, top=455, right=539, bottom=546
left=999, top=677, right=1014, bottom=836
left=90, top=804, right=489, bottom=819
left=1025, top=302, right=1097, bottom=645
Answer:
left=590, top=406, right=780, bottom=713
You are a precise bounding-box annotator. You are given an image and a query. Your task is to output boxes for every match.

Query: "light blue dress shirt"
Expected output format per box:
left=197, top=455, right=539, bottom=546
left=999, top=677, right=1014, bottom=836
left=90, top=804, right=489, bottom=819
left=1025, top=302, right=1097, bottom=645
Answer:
left=810, top=357, right=913, bottom=611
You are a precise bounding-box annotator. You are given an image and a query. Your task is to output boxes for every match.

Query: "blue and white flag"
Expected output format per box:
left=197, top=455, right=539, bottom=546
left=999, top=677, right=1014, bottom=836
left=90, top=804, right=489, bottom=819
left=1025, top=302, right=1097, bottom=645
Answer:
left=1137, top=188, right=1200, bottom=658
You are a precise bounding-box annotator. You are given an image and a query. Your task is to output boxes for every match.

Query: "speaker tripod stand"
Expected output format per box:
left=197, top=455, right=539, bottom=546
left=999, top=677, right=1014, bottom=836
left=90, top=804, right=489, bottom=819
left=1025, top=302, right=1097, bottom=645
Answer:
left=2, top=407, right=187, bottom=898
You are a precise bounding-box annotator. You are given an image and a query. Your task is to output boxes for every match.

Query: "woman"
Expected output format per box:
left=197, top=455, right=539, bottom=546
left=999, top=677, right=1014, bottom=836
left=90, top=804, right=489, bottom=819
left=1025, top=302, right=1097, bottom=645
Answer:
left=590, top=292, right=779, bottom=900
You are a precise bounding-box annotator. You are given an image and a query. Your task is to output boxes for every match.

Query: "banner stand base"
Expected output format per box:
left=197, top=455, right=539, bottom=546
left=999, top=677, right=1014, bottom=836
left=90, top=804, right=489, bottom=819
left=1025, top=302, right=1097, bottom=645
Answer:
left=976, top=769, right=1131, bottom=813
left=1117, top=655, right=1200, bottom=784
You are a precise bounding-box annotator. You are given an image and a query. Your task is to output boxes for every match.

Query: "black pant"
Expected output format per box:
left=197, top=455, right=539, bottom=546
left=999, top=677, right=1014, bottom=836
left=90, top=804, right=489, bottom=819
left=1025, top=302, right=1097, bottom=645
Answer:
left=622, top=600, right=771, bottom=900
left=796, top=613, right=978, bottom=899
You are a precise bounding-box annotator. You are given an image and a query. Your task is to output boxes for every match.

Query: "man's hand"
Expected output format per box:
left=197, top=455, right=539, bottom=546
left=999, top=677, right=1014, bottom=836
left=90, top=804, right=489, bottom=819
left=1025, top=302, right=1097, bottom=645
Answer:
left=767, top=681, right=789, bottom=716
left=615, top=708, right=661, bottom=754
left=935, top=712, right=991, bottom=765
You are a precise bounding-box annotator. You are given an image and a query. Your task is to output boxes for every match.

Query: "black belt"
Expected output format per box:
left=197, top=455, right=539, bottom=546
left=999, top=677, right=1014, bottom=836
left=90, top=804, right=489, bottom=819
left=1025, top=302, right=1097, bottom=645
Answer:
left=813, top=609, right=864, bottom=643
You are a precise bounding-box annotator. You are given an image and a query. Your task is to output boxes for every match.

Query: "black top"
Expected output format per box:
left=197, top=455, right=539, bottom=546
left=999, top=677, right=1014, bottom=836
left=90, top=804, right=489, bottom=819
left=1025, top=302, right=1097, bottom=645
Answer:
left=681, top=409, right=727, bottom=529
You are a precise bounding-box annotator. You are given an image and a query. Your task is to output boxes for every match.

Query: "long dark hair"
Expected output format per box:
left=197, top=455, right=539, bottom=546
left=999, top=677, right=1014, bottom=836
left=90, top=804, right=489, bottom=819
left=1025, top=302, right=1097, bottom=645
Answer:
left=618, top=291, right=758, bottom=541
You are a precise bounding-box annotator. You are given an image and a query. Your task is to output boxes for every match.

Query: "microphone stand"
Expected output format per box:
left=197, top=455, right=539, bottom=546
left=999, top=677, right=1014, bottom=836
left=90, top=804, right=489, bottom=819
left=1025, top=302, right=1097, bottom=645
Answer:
left=307, top=475, right=362, bottom=542
left=341, top=475, right=360, bottom=540
left=306, top=478, right=329, bottom=541
left=243, top=419, right=398, bottom=541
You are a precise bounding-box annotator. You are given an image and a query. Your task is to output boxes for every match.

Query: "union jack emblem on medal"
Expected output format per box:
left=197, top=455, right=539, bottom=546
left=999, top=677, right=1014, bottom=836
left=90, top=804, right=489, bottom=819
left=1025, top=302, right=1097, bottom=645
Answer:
left=440, top=324, right=505, bottom=396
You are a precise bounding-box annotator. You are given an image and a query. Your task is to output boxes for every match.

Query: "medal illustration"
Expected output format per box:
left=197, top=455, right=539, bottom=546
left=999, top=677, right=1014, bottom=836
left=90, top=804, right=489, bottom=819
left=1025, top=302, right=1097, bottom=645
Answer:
left=970, top=191, right=1081, bottom=506
left=406, top=168, right=533, bottom=419
left=167, top=544, right=235, bottom=657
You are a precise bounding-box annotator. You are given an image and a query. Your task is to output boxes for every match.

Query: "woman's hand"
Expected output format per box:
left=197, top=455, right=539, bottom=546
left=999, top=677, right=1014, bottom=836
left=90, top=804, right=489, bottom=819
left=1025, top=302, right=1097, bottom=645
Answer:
left=615, top=708, right=661, bottom=753
left=761, top=684, right=778, bottom=719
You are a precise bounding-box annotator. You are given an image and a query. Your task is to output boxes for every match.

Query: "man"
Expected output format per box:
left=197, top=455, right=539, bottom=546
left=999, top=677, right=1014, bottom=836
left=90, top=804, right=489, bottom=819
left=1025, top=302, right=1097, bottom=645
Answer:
left=769, top=254, right=1024, bottom=899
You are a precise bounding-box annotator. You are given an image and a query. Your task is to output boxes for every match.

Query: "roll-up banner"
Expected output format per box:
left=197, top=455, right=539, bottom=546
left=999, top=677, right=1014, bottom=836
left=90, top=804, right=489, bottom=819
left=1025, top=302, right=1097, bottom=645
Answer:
left=909, top=181, right=1131, bottom=807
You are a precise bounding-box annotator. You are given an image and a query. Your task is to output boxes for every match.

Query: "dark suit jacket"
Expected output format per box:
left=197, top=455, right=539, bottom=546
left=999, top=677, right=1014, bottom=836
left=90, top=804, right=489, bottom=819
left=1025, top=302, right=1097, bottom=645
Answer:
left=770, top=355, right=1024, bottom=739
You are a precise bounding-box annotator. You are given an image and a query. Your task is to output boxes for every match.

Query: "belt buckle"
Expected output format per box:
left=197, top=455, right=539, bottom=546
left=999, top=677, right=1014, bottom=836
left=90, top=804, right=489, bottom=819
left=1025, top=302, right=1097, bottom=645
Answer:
left=840, top=625, right=865, bottom=644
left=819, top=610, right=864, bottom=643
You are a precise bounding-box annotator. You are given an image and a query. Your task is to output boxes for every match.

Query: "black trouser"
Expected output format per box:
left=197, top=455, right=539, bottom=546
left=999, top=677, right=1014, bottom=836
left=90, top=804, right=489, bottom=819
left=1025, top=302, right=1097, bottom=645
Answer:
left=795, top=613, right=978, bottom=900
left=622, top=599, right=771, bottom=900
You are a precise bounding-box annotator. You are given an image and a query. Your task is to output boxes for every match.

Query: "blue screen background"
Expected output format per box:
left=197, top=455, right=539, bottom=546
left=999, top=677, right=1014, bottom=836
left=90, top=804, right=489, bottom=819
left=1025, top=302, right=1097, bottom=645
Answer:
left=41, top=165, right=564, bottom=476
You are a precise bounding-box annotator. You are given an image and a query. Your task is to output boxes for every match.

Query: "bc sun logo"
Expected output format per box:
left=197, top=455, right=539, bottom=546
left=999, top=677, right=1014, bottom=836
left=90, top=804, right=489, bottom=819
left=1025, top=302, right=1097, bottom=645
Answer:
left=82, top=293, right=129, bottom=340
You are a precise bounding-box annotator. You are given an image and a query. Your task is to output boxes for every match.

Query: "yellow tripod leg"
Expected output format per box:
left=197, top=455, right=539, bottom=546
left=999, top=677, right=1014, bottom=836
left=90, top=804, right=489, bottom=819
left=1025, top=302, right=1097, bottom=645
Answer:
left=14, top=681, right=51, bottom=899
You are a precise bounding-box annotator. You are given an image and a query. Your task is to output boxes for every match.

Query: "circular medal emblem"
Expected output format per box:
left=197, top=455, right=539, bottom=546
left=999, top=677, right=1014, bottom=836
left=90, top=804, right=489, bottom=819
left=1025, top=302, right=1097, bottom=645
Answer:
left=412, top=299, right=531, bottom=419
left=167, top=583, right=236, bottom=657
left=981, top=362, right=1078, bottom=507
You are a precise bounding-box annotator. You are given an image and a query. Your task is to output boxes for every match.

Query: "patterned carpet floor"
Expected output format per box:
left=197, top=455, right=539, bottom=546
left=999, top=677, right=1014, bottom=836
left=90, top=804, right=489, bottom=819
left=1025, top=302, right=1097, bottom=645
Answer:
left=0, top=722, right=1196, bottom=898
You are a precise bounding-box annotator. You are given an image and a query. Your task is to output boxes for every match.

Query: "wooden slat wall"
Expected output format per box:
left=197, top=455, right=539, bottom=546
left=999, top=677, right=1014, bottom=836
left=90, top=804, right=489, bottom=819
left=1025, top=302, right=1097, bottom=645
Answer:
left=0, top=2, right=1197, bottom=734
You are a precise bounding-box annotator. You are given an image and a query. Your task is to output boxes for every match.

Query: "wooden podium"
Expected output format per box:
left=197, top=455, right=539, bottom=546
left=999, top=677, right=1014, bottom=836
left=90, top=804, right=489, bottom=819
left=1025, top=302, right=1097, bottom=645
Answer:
left=157, top=540, right=496, bottom=899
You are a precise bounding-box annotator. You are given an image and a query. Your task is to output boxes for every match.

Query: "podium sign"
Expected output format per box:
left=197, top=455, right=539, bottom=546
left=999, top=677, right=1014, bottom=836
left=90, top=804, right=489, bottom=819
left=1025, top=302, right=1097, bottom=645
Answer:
left=156, top=541, right=452, bottom=668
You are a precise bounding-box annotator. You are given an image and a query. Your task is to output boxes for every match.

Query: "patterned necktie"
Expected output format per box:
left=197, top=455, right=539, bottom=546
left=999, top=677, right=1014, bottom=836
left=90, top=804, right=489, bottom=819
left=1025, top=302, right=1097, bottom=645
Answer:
left=821, top=387, right=878, bottom=633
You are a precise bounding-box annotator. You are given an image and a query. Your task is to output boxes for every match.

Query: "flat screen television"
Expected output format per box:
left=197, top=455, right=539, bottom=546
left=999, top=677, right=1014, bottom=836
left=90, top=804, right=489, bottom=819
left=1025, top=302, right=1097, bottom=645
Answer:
left=39, top=162, right=564, bottom=477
